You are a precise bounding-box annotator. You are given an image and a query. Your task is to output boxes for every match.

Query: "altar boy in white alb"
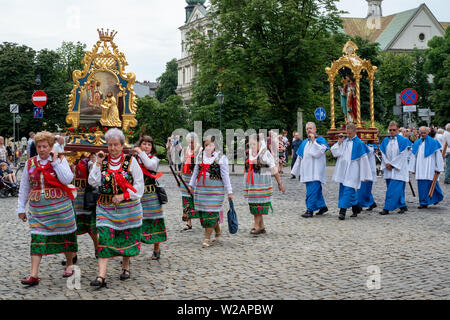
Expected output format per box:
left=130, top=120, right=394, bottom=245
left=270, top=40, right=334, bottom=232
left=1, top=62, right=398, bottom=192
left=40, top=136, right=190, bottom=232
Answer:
left=379, top=121, right=412, bottom=215
left=291, top=122, right=329, bottom=218
left=409, top=126, right=444, bottom=208
left=331, top=124, right=373, bottom=220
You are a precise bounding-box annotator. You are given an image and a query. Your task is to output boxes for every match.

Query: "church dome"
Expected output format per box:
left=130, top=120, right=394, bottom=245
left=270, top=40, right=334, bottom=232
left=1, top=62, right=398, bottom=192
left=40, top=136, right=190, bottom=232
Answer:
left=186, top=0, right=206, bottom=5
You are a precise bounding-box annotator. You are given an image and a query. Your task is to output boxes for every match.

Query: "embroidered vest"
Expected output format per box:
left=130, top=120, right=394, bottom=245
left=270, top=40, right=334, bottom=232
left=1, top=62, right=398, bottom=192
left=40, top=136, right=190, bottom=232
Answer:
left=244, top=148, right=270, bottom=174
left=99, top=154, right=133, bottom=195
left=72, top=158, right=89, bottom=189
left=198, top=152, right=222, bottom=181
left=27, top=157, right=66, bottom=200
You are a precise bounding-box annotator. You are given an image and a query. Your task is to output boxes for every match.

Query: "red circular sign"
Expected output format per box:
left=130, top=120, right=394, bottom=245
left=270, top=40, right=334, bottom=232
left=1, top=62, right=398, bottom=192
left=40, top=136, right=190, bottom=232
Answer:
left=32, top=90, right=47, bottom=107
left=400, top=88, right=418, bottom=106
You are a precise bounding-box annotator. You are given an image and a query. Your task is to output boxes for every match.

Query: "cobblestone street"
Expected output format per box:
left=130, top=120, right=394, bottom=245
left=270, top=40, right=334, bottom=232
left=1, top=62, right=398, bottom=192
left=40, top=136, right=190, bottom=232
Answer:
left=1, top=166, right=449, bottom=300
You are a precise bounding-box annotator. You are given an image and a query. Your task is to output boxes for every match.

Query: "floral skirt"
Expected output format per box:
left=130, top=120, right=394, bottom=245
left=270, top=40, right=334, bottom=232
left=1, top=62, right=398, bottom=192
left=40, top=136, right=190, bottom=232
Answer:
left=97, top=226, right=141, bottom=258
left=76, top=212, right=97, bottom=236
left=30, top=232, right=78, bottom=256
left=183, top=196, right=199, bottom=219
left=141, top=219, right=167, bottom=244
left=249, top=202, right=272, bottom=216
left=198, top=211, right=219, bottom=228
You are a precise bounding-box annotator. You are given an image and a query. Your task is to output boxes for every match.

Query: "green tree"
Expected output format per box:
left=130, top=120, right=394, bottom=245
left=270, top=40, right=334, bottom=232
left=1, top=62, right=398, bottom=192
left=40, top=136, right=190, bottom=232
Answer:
left=424, top=26, right=450, bottom=126
left=189, top=0, right=346, bottom=134
left=135, top=95, right=188, bottom=148
left=155, top=58, right=178, bottom=103
left=0, top=42, right=36, bottom=139
left=56, top=41, right=86, bottom=82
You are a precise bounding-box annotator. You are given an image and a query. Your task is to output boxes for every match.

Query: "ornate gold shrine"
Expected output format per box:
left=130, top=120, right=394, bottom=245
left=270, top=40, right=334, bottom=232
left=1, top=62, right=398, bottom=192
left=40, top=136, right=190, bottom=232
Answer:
left=325, top=41, right=379, bottom=144
left=64, top=29, right=136, bottom=163
left=66, top=28, right=137, bottom=136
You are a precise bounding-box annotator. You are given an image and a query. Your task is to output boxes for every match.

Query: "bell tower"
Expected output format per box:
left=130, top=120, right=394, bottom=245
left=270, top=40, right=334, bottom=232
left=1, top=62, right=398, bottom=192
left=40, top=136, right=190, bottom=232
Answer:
left=366, top=0, right=383, bottom=18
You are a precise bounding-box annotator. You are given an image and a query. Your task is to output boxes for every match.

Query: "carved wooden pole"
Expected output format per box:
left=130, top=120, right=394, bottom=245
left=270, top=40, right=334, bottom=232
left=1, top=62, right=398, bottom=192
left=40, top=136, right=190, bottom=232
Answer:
left=369, top=75, right=375, bottom=128
left=330, top=78, right=336, bottom=130
left=355, top=73, right=362, bottom=128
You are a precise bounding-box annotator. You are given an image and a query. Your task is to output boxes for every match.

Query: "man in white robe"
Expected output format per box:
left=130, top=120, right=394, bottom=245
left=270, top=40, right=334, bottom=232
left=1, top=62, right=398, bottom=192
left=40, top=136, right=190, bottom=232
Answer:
left=331, top=124, right=372, bottom=220
left=291, top=122, right=329, bottom=218
left=409, top=126, right=444, bottom=208
left=379, top=121, right=412, bottom=215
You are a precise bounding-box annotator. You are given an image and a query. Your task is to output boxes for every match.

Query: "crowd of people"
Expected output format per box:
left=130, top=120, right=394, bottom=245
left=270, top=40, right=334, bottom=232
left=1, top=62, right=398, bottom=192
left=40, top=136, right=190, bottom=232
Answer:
left=12, top=121, right=448, bottom=289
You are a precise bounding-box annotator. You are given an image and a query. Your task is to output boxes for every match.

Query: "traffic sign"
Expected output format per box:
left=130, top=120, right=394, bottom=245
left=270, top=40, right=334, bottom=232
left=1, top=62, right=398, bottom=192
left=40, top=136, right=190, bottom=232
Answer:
left=33, top=107, right=43, bottom=119
left=403, top=105, right=416, bottom=112
left=10, top=104, right=19, bottom=113
left=400, top=88, right=418, bottom=106
left=32, top=90, right=47, bottom=107
left=314, top=108, right=326, bottom=121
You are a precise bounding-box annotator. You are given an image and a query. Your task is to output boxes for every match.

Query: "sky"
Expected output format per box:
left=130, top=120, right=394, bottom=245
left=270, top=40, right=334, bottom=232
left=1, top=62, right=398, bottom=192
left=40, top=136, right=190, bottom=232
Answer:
left=0, top=0, right=449, bottom=82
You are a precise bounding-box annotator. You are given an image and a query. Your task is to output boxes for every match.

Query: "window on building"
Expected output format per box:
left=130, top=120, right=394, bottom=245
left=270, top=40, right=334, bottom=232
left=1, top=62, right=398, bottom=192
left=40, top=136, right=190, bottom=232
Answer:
left=419, top=33, right=425, bottom=41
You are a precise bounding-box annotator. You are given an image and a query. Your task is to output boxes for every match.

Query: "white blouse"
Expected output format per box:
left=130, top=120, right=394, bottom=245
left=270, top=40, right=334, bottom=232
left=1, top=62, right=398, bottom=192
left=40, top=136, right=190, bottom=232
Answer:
left=137, top=152, right=159, bottom=172
left=189, top=150, right=233, bottom=194
left=17, top=155, right=74, bottom=214
left=88, top=155, right=144, bottom=200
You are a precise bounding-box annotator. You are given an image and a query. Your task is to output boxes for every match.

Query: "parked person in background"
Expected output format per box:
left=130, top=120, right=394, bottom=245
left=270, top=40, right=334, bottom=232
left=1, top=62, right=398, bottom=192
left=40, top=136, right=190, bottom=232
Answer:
left=27, top=132, right=37, bottom=159
left=53, top=135, right=65, bottom=153
left=282, top=130, right=290, bottom=167
left=290, top=132, right=302, bottom=179
left=278, top=135, right=286, bottom=174
left=0, top=136, right=7, bottom=163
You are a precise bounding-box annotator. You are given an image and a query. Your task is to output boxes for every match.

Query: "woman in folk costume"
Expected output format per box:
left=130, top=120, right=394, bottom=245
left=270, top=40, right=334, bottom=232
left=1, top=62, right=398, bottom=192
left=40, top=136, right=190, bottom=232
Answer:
left=357, top=144, right=378, bottom=211
left=180, top=132, right=201, bottom=232
left=188, top=136, right=232, bottom=248
left=133, top=135, right=166, bottom=261
left=16, top=131, right=78, bottom=286
left=88, top=128, right=144, bottom=288
left=244, top=134, right=285, bottom=235
left=62, top=154, right=98, bottom=266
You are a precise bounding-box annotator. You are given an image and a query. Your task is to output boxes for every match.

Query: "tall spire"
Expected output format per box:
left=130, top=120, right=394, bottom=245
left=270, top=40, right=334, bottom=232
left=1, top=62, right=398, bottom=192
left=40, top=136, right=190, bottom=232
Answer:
left=366, top=0, right=383, bottom=18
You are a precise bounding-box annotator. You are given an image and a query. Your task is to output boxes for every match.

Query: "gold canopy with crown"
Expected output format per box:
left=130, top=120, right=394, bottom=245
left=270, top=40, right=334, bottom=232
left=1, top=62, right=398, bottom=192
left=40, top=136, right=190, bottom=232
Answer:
left=66, top=28, right=138, bottom=133
left=325, top=40, right=379, bottom=144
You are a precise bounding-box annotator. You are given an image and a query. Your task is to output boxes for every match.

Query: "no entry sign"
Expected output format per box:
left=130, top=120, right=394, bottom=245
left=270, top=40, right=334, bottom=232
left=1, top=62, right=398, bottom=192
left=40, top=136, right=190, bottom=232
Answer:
left=400, top=88, right=418, bottom=106
left=32, top=90, right=47, bottom=107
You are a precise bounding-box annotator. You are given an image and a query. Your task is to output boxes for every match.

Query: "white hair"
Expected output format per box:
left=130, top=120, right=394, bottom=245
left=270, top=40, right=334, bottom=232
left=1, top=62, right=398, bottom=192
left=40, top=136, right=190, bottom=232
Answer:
left=305, top=122, right=316, bottom=129
left=446, top=123, right=450, bottom=131
left=105, top=128, right=125, bottom=145
left=437, top=128, right=444, bottom=134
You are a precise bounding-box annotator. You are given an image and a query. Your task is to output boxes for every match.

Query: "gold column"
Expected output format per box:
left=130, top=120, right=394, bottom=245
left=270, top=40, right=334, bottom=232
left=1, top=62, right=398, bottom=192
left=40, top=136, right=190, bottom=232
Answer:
left=355, top=73, right=362, bottom=128
left=369, top=75, right=375, bottom=128
left=329, top=77, right=336, bottom=129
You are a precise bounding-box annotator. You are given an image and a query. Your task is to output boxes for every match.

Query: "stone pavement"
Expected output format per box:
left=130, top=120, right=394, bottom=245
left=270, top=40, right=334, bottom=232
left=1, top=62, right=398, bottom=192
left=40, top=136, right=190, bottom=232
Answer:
left=0, top=168, right=449, bottom=300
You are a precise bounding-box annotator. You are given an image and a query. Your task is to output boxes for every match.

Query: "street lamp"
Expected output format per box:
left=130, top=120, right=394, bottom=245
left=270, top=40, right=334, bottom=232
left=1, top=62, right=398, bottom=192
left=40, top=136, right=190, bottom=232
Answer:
left=15, top=115, right=21, bottom=164
left=216, top=91, right=224, bottom=132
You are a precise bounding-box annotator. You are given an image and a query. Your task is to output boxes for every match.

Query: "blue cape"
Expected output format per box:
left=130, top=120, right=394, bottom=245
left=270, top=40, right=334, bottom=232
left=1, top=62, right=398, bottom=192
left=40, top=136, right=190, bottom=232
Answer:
left=412, top=135, right=442, bottom=157
left=350, top=136, right=370, bottom=161
left=379, top=134, right=412, bottom=155
left=296, top=136, right=329, bottom=159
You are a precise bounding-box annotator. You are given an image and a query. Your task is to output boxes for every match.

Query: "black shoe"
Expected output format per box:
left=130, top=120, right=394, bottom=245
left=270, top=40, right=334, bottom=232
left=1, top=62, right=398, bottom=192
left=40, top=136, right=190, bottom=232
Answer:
left=433, top=202, right=440, bottom=206
left=316, top=207, right=328, bottom=215
left=418, top=205, right=428, bottom=209
left=338, top=209, right=346, bottom=220
left=301, top=211, right=313, bottom=218
left=350, top=205, right=361, bottom=217
left=61, top=255, right=77, bottom=266
left=90, top=276, right=107, bottom=288
left=367, top=203, right=377, bottom=211
left=379, top=209, right=390, bottom=215
left=398, top=207, right=408, bottom=214
left=291, top=175, right=296, bottom=179
left=120, top=269, right=130, bottom=281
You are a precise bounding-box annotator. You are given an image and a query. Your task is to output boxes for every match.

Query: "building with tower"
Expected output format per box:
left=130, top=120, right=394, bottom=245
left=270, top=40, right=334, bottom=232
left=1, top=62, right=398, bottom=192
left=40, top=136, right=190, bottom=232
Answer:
left=176, top=0, right=212, bottom=104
